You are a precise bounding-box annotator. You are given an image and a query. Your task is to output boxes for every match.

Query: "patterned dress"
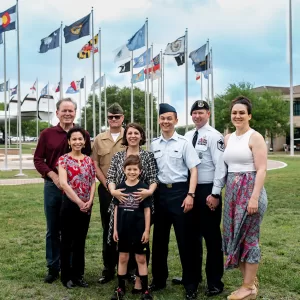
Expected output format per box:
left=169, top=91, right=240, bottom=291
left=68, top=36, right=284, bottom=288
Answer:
left=222, top=130, right=268, bottom=270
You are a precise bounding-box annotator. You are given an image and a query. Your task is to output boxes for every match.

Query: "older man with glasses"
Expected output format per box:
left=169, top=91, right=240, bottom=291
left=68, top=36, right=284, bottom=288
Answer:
left=91, top=103, right=125, bottom=284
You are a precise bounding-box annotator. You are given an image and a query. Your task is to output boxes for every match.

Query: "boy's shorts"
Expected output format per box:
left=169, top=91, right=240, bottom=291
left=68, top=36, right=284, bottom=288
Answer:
left=117, top=239, right=149, bottom=255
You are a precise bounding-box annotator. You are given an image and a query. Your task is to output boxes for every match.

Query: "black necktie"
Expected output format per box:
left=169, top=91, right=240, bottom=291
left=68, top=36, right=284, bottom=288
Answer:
left=192, top=130, right=198, bottom=148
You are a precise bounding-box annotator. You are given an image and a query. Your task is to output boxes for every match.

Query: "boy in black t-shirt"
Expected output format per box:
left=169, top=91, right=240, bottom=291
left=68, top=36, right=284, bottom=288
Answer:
left=111, top=155, right=152, bottom=300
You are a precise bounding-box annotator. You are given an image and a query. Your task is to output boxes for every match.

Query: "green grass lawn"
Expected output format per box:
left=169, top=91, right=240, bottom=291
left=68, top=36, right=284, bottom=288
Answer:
left=0, top=157, right=299, bottom=299
left=0, top=169, right=40, bottom=179
left=0, top=143, right=37, bottom=155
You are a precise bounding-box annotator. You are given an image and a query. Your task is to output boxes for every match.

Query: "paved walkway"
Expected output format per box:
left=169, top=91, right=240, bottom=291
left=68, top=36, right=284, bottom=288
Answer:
left=0, top=158, right=288, bottom=186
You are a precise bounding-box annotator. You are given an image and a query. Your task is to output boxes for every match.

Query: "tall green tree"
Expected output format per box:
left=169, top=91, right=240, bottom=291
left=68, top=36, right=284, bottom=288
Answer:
left=9, top=120, right=49, bottom=140
left=214, top=82, right=289, bottom=145
left=81, top=85, right=158, bottom=136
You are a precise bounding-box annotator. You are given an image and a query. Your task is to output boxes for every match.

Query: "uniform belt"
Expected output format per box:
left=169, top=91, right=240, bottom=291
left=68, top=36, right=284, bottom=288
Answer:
left=159, top=182, right=187, bottom=189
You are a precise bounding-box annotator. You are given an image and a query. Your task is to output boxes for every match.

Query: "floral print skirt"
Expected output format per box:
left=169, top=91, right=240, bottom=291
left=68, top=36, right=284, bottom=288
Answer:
left=223, top=172, right=268, bottom=270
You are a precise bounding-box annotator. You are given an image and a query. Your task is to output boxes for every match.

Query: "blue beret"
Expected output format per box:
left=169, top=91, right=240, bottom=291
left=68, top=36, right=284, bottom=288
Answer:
left=190, top=100, right=210, bottom=115
left=159, top=103, right=177, bottom=115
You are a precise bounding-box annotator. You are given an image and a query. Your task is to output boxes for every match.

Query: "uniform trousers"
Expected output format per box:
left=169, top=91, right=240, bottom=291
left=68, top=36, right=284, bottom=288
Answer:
left=60, top=195, right=91, bottom=284
left=98, top=183, right=118, bottom=278
left=193, top=183, right=224, bottom=289
left=152, top=182, right=197, bottom=291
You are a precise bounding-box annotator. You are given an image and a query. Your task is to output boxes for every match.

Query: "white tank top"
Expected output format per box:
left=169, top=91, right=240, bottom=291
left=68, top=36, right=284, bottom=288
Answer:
left=223, top=129, right=256, bottom=172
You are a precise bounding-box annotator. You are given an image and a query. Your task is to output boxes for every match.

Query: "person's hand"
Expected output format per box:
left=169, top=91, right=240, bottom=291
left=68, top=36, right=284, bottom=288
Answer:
left=141, top=231, right=149, bottom=243
left=80, top=200, right=93, bottom=213
left=77, top=200, right=86, bottom=210
left=181, top=195, right=194, bottom=213
left=133, top=188, right=152, bottom=202
left=52, top=174, right=62, bottom=190
left=247, top=196, right=258, bottom=215
left=206, top=195, right=220, bottom=211
left=111, top=189, right=127, bottom=203
left=113, top=231, right=119, bottom=242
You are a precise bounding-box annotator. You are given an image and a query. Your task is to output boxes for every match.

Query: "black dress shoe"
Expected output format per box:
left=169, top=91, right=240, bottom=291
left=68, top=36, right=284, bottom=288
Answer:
left=63, top=280, right=76, bottom=289
left=148, top=282, right=166, bottom=291
left=205, top=286, right=223, bottom=297
left=44, top=271, right=59, bottom=283
left=73, top=278, right=89, bottom=288
left=98, top=275, right=113, bottom=284
left=172, top=277, right=183, bottom=285
left=186, top=289, right=197, bottom=300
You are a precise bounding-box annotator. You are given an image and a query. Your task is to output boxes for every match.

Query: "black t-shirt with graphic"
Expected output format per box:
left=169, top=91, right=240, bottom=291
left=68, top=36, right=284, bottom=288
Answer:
left=113, top=181, right=152, bottom=243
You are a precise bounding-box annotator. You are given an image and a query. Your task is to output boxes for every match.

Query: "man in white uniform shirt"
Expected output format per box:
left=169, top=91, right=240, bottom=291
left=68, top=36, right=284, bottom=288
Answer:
left=184, top=100, right=225, bottom=297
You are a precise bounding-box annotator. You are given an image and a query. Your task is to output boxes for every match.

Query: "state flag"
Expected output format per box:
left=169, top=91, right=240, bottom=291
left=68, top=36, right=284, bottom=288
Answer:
left=126, top=24, right=145, bottom=51
left=131, top=69, right=144, bottom=84
left=119, top=61, right=130, bottom=73
left=164, top=36, right=185, bottom=56
left=194, top=55, right=208, bottom=73
left=144, top=64, right=160, bottom=74
left=113, top=44, right=130, bottom=63
left=0, top=81, right=8, bottom=92
left=152, top=53, right=160, bottom=66
left=30, top=81, right=37, bottom=93
left=39, top=28, right=60, bottom=53
left=0, top=5, right=16, bottom=34
left=40, top=84, right=49, bottom=96
left=64, top=14, right=90, bottom=43
left=189, top=44, right=207, bottom=65
left=55, top=82, right=60, bottom=93
left=77, top=34, right=98, bottom=59
left=70, top=81, right=77, bottom=91
left=66, top=86, right=79, bottom=94
left=196, top=73, right=200, bottom=81
left=133, top=48, right=150, bottom=68
left=91, top=76, right=104, bottom=91
left=80, top=78, right=85, bottom=89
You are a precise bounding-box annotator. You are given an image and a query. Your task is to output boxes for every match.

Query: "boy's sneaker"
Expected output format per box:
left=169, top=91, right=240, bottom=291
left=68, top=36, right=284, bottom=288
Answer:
left=141, top=290, right=153, bottom=300
left=111, top=287, right=125, bottom=300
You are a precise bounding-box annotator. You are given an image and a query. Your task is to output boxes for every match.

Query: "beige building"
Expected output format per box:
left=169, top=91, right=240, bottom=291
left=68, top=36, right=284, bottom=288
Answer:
left=252, top=85, right=300, bottom=151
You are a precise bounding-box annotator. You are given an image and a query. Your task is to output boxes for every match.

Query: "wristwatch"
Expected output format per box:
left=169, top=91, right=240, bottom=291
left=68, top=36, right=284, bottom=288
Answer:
left=211, top=194, right=220, bottom=199
left=187, top=193, right=195, bottom=198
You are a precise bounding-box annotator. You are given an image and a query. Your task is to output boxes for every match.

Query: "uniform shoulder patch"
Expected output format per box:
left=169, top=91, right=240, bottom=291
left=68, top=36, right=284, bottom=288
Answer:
left=217, top=139, right=225, bottom=152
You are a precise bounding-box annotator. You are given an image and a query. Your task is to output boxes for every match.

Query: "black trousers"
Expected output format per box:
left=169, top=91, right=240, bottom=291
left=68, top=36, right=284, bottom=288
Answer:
left=193, top=183, right=224, bottom=290
left=98, top=183, right=118, bottom=277
left=152, top=183, right=197, bottom=291
left=60, top=195, right=91, bottom=284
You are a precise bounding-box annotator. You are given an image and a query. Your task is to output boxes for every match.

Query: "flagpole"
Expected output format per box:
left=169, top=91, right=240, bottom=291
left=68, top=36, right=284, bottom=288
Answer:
left=288, top=0, right=294, bottom=155
left=60, top=21, right=63, bottom=100
left=160, top=50, right=163, bottom=105
left=144, top=74, right=147, bottom=135
left=201, top=75, right=203, bottom=99
left=2, top=32, right=9, bottom=171
left=185, top=28, right=189, bottom=133
left=210, top=48, right=215, bottom=128
left=104, top=74, right=107, bottom=130
left=146, top=18, right=150, bottom=149
left=157, top=67, right=160, bottom=137
left=36, top=77, right=39, bottom=140
left=91, top=7, right=96, bottom=138
left=207, top=39, right=210, bottom=122
left=131, top=51, right=134, bottom=123
left=16, top=0, right=24, bottom=176
left=84, top=76, right=87, bottom=130
left=8, top=80, right=11, bottom=148
left=162, top=54, right=165, bottom=103
left=79, top=85, right=82, bottom=126
left=98, top=28, right=102, bottom=132
left=48, top=82, right=50, bottom=127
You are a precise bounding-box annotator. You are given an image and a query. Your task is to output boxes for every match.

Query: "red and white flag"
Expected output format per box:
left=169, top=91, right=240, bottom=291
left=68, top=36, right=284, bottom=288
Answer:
left=30, top=80, right=37, bottom=93
left=70, top=81, right=77, bottom=91
left=55, top=82, right=60, bottom=93
left=196, top=73, right=201, bottom=81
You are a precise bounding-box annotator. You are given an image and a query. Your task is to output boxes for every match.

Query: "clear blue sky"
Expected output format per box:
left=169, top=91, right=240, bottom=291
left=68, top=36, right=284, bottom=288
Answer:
left=1, top=0, right=300, bottom=125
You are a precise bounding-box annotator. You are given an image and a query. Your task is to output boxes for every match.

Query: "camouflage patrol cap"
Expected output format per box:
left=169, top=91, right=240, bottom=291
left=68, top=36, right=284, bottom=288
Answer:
left=107, top=102, right=124, bottom=114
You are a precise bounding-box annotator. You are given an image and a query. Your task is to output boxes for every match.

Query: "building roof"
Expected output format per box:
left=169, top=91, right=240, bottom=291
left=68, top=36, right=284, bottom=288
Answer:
left=253, top=85, right=300, bottom=95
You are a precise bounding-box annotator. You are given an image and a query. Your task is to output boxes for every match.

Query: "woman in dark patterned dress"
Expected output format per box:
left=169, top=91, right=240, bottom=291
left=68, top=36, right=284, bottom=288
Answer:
left=222, top=96, right=268, bottom=300
left=57, top=127, right=96, bottom=289
left=107, top=123, right=158, bottom=293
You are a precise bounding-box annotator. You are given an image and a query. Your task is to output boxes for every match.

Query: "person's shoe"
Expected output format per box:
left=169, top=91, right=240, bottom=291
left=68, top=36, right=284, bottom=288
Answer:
left=73, top=278, right=89, bottom=288
left=132, top=288, right=143, bottom=294
left=172, top=277, right=183, bottom=285
left=98, top=275, right=113, bottom=284
left=205, top=286, right=223, bottom=297
left=111, top=287, right=125, bottom=300
left=186, top=289, right=197, bottom=300
left=44, top=270, right=59, bottom=283
left=227, top=284, right=257, bottom=300
left=141, top=290, right=153, bottom=300
left=63, top=280, right=76, bottom=289
left=148, top=281, right=166, bottom=291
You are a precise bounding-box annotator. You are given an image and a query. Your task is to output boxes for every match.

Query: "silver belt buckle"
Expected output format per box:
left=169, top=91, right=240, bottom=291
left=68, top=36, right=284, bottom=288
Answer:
left=166, top=183, right=172, bottom=188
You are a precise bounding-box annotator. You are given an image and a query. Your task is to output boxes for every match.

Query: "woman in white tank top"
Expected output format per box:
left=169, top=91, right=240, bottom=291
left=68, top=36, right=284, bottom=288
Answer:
left=223, top=96, right=268, bottom=300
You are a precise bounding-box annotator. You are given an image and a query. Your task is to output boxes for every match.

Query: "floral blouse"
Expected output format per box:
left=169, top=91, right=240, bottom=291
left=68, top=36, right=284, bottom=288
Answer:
left=57, top=154, right=96, bottom=202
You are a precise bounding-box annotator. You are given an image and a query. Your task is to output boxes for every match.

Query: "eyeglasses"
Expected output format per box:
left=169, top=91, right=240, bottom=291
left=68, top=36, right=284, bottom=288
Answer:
left=107, top=115, right=122, bottom=120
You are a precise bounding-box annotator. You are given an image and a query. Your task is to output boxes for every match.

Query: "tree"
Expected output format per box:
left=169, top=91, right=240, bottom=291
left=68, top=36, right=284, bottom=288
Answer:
left=9, top=120, right=49, bottom=140
left=214, top=82, right=289, bottom=146
left=81, top=85, right=158, bottom=137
